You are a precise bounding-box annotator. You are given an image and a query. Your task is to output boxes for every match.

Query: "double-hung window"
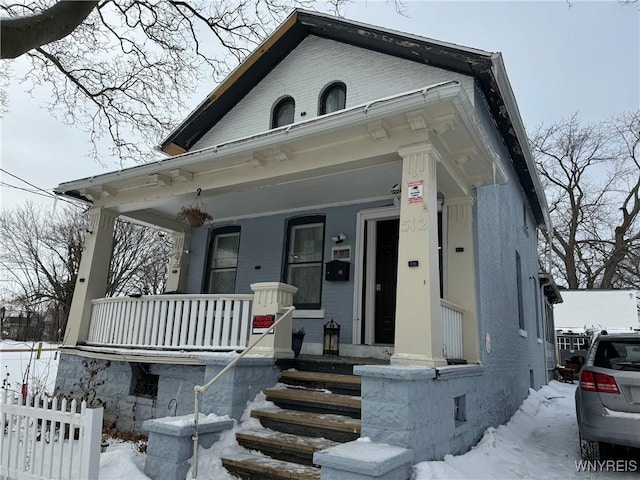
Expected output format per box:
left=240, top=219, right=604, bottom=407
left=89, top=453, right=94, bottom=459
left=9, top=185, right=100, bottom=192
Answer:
left=205, top=226, right=240, bottom=294
left=284, top=216, right=325, bottom=309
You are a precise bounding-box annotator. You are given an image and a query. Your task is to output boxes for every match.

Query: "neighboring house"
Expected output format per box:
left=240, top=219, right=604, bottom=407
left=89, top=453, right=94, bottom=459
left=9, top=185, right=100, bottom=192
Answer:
left=555, top=289, right=639, bottom=364
left=53, top=10, right=560, bottom=472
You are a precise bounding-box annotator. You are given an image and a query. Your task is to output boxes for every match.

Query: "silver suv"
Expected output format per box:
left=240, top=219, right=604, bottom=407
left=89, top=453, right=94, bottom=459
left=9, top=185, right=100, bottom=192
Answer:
left=575, top=330, right=640, bottom=460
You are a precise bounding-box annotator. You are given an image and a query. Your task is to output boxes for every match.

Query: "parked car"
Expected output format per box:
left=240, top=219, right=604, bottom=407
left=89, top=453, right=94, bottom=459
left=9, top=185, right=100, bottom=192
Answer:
left=575, top=330, right=640, bottom=460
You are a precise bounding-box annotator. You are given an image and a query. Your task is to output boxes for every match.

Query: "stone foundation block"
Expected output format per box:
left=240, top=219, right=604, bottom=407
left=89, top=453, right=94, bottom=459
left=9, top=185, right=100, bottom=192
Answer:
left=143, top=414, right=234, bottom=480
left=314, top=440, right=412, bottom=480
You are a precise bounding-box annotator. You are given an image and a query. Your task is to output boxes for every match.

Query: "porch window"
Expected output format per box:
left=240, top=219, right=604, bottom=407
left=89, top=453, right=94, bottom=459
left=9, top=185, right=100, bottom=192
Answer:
left=204, top=226, right=240, bottom=294
left=284, top=216, right=325, bottom=309
left=319, top=82, right=346, bottom=115
left=272, top=96, right=295, bottom=128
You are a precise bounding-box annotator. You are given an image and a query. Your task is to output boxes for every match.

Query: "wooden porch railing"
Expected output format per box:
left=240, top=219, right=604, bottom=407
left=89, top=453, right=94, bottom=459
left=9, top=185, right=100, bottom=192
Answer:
left=87, top=294, right=254, bottom=349
left=441, top=299, right=464, bottom=359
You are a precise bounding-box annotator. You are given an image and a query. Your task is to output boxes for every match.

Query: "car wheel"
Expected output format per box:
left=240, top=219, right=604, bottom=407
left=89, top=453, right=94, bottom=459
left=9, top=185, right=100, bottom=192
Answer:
left=580, top=433, right=601, bottom=460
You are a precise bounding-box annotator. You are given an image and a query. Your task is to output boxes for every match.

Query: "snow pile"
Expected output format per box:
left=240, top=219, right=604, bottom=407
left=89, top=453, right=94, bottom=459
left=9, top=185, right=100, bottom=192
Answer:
left=414, top=381, right=637, bottom=479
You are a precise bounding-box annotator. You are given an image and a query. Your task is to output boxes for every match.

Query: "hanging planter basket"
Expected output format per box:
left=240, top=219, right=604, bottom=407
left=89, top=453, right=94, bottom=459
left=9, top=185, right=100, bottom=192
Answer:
left=178, top=189, right=213, bottom=227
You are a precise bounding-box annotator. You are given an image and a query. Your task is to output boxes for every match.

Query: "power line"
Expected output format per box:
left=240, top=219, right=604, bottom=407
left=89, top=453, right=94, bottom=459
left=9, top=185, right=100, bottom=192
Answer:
left=0, top=182, right=58, bottom=200
left=0, top=169, right=82, bottom=208
left=0, top=167, right=57, bottom=199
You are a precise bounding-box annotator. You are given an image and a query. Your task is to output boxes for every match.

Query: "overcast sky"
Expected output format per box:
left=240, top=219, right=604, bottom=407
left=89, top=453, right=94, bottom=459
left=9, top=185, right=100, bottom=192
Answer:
left=1, top=0, right=638, bottom=210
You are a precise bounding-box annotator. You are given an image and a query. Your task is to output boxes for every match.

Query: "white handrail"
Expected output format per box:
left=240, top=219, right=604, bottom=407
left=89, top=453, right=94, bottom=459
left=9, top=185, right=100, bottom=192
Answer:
left=191, top=305, right=295, bottom=479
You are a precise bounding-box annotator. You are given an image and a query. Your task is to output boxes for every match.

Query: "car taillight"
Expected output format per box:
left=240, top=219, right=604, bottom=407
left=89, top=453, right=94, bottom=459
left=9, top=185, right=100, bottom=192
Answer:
left=579, top=370, right=620, bottom=394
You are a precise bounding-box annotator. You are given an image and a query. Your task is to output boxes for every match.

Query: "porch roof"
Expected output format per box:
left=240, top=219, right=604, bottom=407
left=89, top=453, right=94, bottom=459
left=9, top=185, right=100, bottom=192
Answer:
left=55, top=82, right=516, bottom=227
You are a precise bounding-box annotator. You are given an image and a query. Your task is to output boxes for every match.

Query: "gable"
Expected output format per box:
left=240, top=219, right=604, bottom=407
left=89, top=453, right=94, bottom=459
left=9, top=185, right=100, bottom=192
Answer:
left=193, top=35, right=476, bottom=151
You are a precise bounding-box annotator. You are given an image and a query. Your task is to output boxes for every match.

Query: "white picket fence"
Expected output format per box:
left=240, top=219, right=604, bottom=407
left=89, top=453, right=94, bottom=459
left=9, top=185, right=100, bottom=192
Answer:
left=0, top=389, right=103, bottom=480
left=87, top=294, right=254, bottom=350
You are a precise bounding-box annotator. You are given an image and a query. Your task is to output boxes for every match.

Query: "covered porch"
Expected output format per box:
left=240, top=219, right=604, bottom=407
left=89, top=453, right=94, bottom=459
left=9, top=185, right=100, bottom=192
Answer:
left=57, top=81, right=506, bottom=367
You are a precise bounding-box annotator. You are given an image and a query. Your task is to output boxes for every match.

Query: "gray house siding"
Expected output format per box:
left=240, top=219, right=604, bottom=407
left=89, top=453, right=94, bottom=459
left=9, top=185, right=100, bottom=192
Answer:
left=183, top=199, right=393, bottom=345
left=467, top=92, right=545, bottom=432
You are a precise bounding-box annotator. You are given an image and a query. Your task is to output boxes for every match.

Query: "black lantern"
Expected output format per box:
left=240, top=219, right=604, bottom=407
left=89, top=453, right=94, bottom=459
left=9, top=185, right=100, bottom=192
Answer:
left=323, top=319, right=340, bottom=356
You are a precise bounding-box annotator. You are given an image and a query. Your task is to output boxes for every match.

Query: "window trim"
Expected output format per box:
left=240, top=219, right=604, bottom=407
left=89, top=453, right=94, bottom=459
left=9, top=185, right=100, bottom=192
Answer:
left=203, top=225, right=241, bottom=294
left=319, top=82, right=346, bottom=115
left=272, top=96, right=295, bottom=128
left=282, top=215, right=326, bottom=310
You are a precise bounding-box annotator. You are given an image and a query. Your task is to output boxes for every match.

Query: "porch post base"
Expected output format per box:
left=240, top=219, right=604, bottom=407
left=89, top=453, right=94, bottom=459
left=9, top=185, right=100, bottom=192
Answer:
left=390, top=352, right=448, bottom=367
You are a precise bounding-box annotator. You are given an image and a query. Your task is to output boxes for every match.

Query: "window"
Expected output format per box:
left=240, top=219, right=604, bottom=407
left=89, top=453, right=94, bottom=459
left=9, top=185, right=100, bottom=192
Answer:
left=516, top=251, right=525, bottom=331
left=454, top=395, right=466, bottom=425
left=204, top=226, right=240, bottom=294
left=130, top=363, right=159, bottom=398
left=283, top=216, right=325, bottom=309
left=272, top=97, right=295, bottom=128
left=319, top=82, right=346, bottom=115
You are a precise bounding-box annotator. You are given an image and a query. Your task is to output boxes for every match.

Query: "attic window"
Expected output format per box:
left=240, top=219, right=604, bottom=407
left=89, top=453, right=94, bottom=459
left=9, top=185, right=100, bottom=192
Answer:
left=319, top=82, right=346, bottom=115
left=272, top=97, right=295, bottom=128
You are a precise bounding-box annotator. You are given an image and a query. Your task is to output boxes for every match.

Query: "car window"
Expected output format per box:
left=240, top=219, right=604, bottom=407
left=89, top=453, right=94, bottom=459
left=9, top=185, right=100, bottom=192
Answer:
left=594, top=339, right=640, bottom=370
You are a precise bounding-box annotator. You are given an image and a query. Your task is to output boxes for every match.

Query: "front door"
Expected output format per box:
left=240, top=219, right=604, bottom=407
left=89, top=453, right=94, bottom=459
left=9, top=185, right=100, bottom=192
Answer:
left=374, top=219, right=399, bottom=344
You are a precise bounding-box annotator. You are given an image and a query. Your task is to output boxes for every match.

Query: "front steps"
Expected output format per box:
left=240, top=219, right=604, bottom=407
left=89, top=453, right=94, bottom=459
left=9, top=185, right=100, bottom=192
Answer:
left=221, top=362, right=368, bottom=479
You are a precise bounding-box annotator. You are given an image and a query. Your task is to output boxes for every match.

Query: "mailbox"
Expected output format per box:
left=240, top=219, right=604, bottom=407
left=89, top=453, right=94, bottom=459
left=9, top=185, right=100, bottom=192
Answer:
left=325, top=260, right=350, bottom=281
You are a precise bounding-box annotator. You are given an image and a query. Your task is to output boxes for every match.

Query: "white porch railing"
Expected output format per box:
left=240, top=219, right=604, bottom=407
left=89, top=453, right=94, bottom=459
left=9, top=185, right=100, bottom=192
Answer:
left=441, top=299, right=464, bottom=359
left=0, top=390, right=103, bottom=480
left=87, top=294, right=254, bottom=350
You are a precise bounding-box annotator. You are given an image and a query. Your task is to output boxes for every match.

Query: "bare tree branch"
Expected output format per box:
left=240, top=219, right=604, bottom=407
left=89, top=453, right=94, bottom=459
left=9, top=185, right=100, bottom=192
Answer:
left=531, top=111, right=640, bottom=289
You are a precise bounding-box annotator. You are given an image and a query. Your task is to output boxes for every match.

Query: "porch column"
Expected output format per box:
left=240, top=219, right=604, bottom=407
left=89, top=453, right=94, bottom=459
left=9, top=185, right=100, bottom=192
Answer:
left=64, top=207, right=116, bottom=346
left=445, top=197, right=480, bottom=363
left=248, top=282, right=298, bottom=358
left=165, top=231, right=190, bottom=293
left=392, top=143, right=447, bottom=367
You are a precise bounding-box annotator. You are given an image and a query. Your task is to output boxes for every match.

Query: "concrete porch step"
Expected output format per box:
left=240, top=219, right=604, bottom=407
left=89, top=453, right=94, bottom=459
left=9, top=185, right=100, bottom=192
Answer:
left=235, top=428, right=338, bottom=466
left=264, top=387, right=361, bottom=418
left=250, top=407, right=361, bottom=443
left=277, top=354, right=389, bottom=376
left=221, top=452, right=320, bottom=480
left=279, top=370, right=361, bottom=395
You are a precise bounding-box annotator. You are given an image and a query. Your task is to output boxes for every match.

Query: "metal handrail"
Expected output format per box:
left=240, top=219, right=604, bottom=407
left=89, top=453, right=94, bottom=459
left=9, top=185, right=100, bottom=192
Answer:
left=191, top=305, right=296, bottom=478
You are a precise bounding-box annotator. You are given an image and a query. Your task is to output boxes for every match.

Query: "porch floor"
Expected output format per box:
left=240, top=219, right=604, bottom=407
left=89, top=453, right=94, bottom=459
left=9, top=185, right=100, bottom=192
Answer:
left=277, top=354, right=389, bottom=376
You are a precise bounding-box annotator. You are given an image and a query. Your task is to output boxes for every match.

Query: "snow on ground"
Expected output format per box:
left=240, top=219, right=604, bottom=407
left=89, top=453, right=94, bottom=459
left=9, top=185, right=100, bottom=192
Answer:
left=1, top=342, right=636, bottom=478
left=1, top=340, right=60, bottom=397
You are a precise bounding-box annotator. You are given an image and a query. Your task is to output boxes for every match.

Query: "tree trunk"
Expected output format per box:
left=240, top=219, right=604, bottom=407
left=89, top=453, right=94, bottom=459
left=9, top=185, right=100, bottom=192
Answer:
left=1, top=1, right=98, bottom=59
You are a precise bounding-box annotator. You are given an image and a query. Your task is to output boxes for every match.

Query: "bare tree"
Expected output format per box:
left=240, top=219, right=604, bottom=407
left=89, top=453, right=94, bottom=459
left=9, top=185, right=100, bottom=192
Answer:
left=531, top=112, right=640, bottom=289
left=0, top=202, right=172, bottom=339
left=0, top=0, right=360, bottom=165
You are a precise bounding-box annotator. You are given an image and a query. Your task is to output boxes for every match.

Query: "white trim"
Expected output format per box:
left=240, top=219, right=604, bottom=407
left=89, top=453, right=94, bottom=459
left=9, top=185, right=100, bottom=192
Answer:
left=293, top=309, right=325, bottom=319
left=518, top=329, right=528, bottom=338
left=352, top=205, right=400, bottom=345
left=213, top=195, right=393, bottom=223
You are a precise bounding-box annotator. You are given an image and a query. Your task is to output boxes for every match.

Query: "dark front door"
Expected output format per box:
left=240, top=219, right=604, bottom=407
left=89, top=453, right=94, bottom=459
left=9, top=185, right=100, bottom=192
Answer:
left=374, top=219, right=399, bottom=344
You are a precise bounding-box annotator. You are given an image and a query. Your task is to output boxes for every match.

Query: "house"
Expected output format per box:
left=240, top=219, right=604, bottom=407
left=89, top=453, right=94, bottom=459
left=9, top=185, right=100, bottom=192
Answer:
left=555, top=289, right=638, bottom=364
left=53, top=9, right=560, bottom=477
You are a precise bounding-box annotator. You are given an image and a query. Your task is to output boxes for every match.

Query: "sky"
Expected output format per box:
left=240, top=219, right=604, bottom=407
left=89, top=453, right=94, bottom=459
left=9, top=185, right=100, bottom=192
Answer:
left=2, top=343, right=637, bottom=478
left=0, top=0, right=638, bottom=210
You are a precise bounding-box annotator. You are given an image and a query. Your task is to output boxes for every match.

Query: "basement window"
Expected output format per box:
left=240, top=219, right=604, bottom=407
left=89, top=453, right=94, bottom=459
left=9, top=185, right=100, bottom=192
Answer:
left=130, top=363, right=159, bottom=398
left=454, top=395, right=467, bottom=426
